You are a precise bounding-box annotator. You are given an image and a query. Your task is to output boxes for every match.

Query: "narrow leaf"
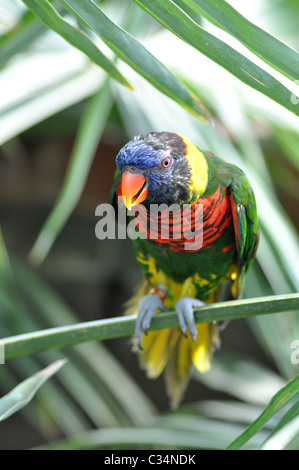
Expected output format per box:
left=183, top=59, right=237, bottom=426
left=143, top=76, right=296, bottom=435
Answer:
left=57, top=0, right=209, bottom=121
left=22, top=0, right=131, bottom=88
left=226, top=374, right=299, bottom=450
left=180, top=0, right=299, bottom=81
left=35, top=425, right=260, bottom=450
left=12, top=259, right=156, bottom=423
left=133, top=0, right=299, bottom=116
left=261, top=416, right=299, bottom=450
left=29, top=79, right=113, bottom=264
left=194, top=354, right=285, bottom=406
left=2, top=294, right=299, bottom=360
left=0, top=11, right=46, bottom=69
left=0, top=359, right=67, bottom=421
left=266, top=400, right=299, bottom=438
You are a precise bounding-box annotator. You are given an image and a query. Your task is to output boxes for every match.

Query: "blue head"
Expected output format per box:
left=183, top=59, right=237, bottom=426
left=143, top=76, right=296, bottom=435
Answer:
left=116, top=132, right=192, bottom=208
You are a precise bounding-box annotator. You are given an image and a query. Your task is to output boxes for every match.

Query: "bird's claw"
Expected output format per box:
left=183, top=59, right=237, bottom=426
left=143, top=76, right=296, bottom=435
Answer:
left=135, top=293, right=167, bottom=349
left=175, top=297, right=205, bottom=342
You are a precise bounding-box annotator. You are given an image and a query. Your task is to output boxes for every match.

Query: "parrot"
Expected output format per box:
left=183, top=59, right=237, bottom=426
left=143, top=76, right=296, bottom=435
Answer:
left=110, top=131, right=259, bottom=408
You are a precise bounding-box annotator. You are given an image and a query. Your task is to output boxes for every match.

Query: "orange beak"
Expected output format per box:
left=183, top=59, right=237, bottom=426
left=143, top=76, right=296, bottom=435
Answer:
left=121, top=170, right=148, bottom=210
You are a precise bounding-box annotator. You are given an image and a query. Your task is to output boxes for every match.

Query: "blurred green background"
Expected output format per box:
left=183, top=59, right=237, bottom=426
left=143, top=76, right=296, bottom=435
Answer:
left=0, top=0, right=298, bottom=450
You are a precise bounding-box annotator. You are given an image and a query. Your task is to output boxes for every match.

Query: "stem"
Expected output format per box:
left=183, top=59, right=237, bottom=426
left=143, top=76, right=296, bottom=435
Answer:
left=1, top=293, right=298, bottom=360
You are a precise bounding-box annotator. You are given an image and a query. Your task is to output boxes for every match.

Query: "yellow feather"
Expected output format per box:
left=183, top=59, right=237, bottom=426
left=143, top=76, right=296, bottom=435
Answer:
left=140, top=329, right=180, bottom=378
left=177, top=336, right=192, bottom=380
left=178, top=134, right=209, bottom=198
left=191, top=323, right=212, bottom=373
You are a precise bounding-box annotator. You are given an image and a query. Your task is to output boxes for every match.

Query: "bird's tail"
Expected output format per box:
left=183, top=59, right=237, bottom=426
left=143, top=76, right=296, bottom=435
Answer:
left=140, top=321, right=220, bottom=408
left=126, top=281, right=220, bottom=408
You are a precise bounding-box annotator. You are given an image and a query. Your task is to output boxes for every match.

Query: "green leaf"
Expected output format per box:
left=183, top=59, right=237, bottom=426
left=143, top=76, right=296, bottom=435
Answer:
left=271, top=126, right=299, bottom=172
left=2, top=293, right=299, bottom=360
left=0, top=56, right=105, bottom=146
left=191, top=400, right=272, bottom=427
left=0, top=10, right=46, bottom=69
left=12, top=259, right=156, bottom=424
left=267, top=400, right=299, bottom=438
left=194, top=353, right=285, bottom=406
left=155, top=414, right=268, bottom=446
left=179, top=0, right=299, bottom=81
left=133, top=0, right=299, bottom=116
left=56, top=0, right=209, bottom=121
left=0, top=231, right=93, bottom=432
left=22, top=0, right=131, bottom=88
left=261, top=416, right=299, bottom=450
left=226, top=374, right=299, bottom=450
left=0, top=359, right=67, bottom=421
left=35, top=424, right=262, bottom=450
left=29, top=79, right=113, bottom=264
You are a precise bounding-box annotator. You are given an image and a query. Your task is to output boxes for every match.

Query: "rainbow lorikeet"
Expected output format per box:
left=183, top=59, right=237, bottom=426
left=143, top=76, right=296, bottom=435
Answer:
left=110, top=132, right=259, bottom=407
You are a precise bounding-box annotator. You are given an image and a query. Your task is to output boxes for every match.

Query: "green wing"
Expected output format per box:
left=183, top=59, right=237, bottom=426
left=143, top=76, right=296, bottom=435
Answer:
left=217, top=160, right=259, bottom=297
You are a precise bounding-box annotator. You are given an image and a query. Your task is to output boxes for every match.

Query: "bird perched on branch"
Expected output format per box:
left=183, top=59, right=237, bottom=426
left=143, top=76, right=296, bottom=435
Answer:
left=110, top=131, right=259, bottom=407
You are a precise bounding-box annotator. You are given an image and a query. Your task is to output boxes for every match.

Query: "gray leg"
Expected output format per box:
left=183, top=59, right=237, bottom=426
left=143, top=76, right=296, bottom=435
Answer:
left=175, top=297, right=205, bottom=342
left=135, top=294, right=167, bottom=349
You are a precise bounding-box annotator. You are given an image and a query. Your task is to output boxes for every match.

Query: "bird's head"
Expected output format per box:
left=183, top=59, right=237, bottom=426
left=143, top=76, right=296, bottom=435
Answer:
left=116, top=132, right=215, bottom=209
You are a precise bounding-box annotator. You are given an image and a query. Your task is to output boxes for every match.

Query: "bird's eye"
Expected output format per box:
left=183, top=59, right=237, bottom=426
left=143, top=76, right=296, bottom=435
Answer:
left=161, top=157, right=172, bottom=169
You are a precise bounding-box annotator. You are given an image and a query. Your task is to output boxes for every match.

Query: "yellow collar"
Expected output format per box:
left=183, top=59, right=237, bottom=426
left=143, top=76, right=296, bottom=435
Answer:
left=178, top=134, right=209, bottom=200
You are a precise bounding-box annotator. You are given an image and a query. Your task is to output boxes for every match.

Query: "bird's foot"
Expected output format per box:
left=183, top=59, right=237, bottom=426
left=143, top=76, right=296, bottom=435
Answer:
left=135, top=293, right=167, bottom=349
left=175, top=297, right=205, bottom=342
